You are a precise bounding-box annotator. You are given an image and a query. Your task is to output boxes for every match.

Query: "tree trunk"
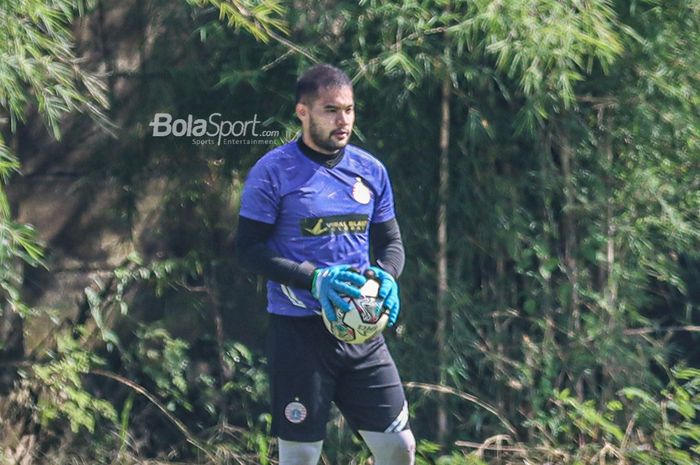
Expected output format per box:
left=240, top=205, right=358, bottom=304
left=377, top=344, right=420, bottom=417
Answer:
left=604, top=132, right=617, bottom=310
left=436, top=64, right=451, bottom=447
left=560, top=128, right=580, bottom=334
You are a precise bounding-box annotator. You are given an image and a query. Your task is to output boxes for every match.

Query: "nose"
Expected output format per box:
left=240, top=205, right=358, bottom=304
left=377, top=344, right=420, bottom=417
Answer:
left=336, top=111, right=351, bottom=126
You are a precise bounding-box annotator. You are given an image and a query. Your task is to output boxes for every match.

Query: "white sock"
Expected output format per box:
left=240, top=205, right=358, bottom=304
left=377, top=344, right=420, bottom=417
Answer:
left=360, top=429, right=416, bottom=465
left=277, top=439, right=324, bottom=465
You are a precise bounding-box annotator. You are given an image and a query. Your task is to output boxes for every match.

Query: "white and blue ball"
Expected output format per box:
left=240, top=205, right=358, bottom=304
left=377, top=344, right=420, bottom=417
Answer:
left=322, top=272, right=389, bottom=344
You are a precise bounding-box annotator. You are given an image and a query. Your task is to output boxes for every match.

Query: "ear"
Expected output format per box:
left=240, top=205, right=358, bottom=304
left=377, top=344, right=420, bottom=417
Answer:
left=295, top=102, right=307, bottom=120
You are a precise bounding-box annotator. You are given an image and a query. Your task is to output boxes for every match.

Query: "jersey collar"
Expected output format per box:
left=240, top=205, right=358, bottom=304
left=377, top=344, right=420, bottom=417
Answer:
left=296, top=138, right=345, bottom=168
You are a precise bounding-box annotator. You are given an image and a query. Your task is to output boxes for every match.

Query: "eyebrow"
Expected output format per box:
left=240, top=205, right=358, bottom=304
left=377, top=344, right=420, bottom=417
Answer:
left=322, top=103, right=354, bottom=109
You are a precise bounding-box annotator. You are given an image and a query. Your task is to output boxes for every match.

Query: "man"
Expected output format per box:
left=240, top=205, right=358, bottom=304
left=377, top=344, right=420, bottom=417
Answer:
left=235, top=64, right=415, bottom=465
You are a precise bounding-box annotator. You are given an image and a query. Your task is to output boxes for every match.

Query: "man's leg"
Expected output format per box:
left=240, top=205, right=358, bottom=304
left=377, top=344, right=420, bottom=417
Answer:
left=267, top=315, right=338, bottom=461
left=335, top=338, right=415, bottom=464
left=278, top=439, right=324, bottom=465
left=360, top=430, right=416, bottom=465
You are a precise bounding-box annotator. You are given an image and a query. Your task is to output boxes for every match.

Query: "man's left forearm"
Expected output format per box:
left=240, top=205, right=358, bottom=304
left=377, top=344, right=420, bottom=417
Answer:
left=370, top=219, right=405, bottom=278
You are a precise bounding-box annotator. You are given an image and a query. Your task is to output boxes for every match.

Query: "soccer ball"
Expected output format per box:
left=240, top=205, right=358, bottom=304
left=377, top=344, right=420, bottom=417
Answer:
left=322, top=270, right=389, bottom=344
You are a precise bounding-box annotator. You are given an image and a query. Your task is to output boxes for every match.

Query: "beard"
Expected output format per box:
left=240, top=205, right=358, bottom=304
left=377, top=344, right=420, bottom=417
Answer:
left=308, top=117, right=350, bottom=153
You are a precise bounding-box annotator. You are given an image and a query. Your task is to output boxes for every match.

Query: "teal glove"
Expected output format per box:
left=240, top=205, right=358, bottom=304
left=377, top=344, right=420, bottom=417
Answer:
left=369, top=266, right=400, bottom=326
left=312, top=265, right=366, bottom=322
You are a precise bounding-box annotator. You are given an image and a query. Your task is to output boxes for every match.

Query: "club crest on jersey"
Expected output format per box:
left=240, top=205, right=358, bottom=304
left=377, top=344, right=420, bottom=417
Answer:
left=352, top=177, right=371, bottom=204
left=284, top=401, right=307, bottom=424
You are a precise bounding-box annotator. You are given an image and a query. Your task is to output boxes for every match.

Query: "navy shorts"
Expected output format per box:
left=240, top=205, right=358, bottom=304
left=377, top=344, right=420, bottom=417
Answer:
left=267, top=314, right=410, bottom=442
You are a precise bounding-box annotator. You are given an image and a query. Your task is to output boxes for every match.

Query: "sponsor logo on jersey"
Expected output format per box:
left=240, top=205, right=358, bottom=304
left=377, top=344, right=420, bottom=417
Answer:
left=301, top=214, right=369, bottom=236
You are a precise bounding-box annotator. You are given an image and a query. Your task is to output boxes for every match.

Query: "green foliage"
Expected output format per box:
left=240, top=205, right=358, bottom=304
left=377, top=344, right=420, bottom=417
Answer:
left=0, top=0, right=107, bottom=377
left=2, top=0, right=700, bottom=463
left=221, top=341, right=269, bottom=417
left=462, top=0, right=626, bottom=107
left=411, top=367, right=700, bottom=464
left=134, top=326, right=191, bottom=411
left=32, top=329, right=117, bottom=433
left=116, top=393, right=134, bottom=461
left=0, top=0, right=109, bottom=136
left=187, top=0, right=288, bottom=43
left=435, top=454, right=488, bottom=465
left=526, top=367, right=700, bottom=464
left=0, top=219, right=43, bottom=316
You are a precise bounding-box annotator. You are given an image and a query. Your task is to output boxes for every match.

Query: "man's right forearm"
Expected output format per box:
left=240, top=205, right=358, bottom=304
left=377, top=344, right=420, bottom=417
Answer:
left=235, top=216, right=316, bottom=289
left=238, top=243, right=316, bottom=289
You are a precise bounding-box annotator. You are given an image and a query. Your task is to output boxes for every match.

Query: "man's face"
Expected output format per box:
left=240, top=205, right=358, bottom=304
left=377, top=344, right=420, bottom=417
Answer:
left=296, top=85, right=354, bottom=154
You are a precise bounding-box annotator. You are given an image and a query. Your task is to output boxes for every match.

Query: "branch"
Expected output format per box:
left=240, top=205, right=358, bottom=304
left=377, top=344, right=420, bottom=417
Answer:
left=576, top=95, right=619, bottom=106
left=353, top=26, right=450, bottom=82
left=90, top=369, right=216, bottom=462
left=403, top=381, right=517, bottom=437
left=261, top=49, right=293, bottom=71
left=455, top=439, right=571, bottom=459
left=624, top=325, right=700, bottom=336
left=268, top=30, right=318, bottom=64
left=455, top=439, right=525, bottom=453
left=200, top=0, right=318, bottom=63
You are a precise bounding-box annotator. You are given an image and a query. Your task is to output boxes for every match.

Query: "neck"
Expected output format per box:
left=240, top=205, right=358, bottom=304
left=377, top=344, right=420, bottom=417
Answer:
left=297, top=138, right=345, bottom=168
left=302, top=134, right=338, bottom=156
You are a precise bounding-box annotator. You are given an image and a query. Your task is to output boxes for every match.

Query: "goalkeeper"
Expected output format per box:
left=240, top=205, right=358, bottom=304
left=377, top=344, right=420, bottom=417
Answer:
left=235, top=64, right=414, bottom=465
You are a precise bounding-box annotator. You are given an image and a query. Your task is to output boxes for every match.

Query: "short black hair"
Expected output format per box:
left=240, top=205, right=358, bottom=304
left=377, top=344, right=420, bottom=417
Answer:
left=295, top=64, right=352, bottom=104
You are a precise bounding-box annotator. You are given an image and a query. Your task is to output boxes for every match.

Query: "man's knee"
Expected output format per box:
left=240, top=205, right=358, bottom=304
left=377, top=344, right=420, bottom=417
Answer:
left=360, top=429, right=416, bottom=465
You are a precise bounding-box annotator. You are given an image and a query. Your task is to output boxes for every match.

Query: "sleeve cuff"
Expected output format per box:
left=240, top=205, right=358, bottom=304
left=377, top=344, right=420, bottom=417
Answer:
left=298, top=261, right=317, bottom=289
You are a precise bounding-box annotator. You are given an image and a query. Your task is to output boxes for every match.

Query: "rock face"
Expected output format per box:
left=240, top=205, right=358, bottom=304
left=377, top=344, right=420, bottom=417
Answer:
left=2, top=2, right=285, bottom=458
left=7, top=0, right=271, bottom=359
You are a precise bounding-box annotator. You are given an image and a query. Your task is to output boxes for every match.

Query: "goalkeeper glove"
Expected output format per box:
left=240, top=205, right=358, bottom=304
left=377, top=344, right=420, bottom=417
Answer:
left=312, top=265, right=366, bottom=322
left=369, top=266, right=400, bottom=327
